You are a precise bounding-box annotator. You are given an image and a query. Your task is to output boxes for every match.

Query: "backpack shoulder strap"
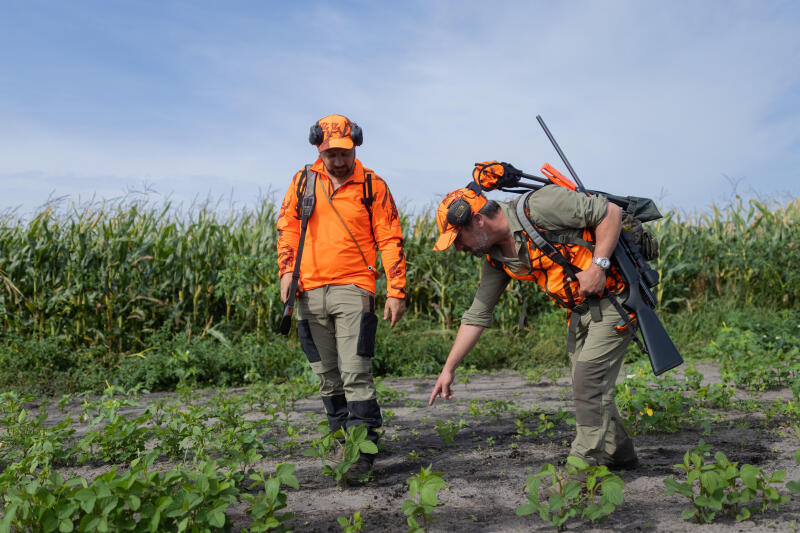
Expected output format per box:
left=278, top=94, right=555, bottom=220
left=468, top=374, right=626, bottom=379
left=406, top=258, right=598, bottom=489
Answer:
left=514, top=192, right=581, bottom=279
left=361, top=171, right=378, bottom=250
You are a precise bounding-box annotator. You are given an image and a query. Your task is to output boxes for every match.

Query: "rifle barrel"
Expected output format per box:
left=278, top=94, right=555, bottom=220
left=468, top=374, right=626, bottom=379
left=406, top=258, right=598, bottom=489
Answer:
left=535, top=115, right=587, bottom=193
left=518, top=172, right=550, bottom=185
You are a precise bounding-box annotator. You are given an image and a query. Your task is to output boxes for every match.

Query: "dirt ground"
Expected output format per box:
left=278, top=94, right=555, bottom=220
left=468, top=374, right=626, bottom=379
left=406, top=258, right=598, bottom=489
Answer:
left=53, top=362, right=800, bottom=532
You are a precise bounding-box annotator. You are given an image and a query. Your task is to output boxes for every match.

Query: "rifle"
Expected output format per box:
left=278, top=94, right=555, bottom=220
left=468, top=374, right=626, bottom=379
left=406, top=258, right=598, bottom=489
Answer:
left=280, top=167, right=317, bottom=335
left=533, top=115, right=682, bottom=375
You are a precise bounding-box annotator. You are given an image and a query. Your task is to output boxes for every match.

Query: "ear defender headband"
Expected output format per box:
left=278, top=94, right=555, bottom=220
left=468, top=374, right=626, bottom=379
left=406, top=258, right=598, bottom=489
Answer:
left=446, top=183, right=484, bottom=227
left=308, top=119, right=363, bottom=147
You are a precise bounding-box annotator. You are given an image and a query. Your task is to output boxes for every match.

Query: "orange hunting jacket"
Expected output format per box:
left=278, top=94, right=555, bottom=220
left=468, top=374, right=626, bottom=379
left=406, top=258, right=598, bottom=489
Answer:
left=276, top=158, right=407, bottom=299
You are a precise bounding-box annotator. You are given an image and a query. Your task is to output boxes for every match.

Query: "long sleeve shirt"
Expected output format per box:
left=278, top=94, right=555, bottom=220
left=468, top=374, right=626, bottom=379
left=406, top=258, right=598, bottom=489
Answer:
left=276, top=158, right=407, bottom=299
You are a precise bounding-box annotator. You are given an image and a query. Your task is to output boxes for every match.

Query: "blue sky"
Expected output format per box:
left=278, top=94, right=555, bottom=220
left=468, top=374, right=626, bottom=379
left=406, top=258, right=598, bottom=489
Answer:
left=1, top=0, right=798, bottom=216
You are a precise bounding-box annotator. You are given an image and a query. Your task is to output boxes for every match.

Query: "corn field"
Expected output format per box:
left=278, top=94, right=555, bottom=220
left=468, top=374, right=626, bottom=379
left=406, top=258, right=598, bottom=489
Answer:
left=653, top=197, right=800, bottom=311
left=0, top=196, right=797, bottom=354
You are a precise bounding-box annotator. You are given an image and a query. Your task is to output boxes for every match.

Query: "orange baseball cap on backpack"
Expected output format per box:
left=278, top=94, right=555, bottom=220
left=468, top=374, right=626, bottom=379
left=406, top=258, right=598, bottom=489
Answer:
left=309, top=114, right=363, bottom=152
left=433, top=185, right=487, bottom=251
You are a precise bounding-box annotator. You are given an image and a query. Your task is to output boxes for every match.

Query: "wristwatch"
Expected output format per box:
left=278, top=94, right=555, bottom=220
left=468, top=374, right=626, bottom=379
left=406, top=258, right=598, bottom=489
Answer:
left=592, top=257, right=611, bottom=270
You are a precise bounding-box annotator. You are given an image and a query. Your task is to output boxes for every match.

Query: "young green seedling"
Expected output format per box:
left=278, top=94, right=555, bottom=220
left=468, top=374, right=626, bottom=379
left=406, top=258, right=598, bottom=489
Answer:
left=434, top=418, right=467, bottom=446
left=664, top=440, right=792, bottom=523
left=517, top=456, right=623, bottom=531
left=243, top=463, right=299, bottom=533
left=302, top=422, right=378, bottom=487
left=401, top=465, right=446, bottom=533
left=337, top=510, right=364, bottom=532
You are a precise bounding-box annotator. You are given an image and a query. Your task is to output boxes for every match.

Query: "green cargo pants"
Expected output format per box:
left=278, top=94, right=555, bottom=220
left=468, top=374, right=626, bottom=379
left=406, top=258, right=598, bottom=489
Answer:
left=567, top=295, right=637, bottom=466
left=296, top=284, right=382, bottom=442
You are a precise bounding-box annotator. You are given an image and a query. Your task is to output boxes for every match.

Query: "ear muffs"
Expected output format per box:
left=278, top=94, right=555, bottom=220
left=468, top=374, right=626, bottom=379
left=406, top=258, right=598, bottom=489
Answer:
left=446, top=198, right=472, bottom=227
left=446, top=183, right=484, bottom=227
left=350, top=122, right=363, bottom=146
left=308, top=119, right=364, bottom=147
left=308, top=123, right=324, bottom=146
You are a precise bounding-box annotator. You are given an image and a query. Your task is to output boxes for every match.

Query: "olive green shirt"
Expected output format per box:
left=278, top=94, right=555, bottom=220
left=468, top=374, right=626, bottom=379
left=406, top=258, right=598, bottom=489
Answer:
left=460, top=185, right=609, bottom=328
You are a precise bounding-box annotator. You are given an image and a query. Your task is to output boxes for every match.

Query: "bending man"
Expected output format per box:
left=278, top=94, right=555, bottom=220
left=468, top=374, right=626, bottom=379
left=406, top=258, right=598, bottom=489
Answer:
left=428, top=182, right=638, bottom=469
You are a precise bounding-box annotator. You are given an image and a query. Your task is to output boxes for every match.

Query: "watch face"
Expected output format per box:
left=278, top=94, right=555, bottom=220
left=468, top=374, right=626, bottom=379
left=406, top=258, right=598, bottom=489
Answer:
left=595, top=257, right=611, bottom=269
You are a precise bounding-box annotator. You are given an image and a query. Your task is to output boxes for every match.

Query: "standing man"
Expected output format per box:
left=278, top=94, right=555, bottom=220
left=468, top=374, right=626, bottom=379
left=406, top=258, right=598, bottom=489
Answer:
left=428, top=181, right=639, bottom=470
left=277, top=114, right=407, bottom=484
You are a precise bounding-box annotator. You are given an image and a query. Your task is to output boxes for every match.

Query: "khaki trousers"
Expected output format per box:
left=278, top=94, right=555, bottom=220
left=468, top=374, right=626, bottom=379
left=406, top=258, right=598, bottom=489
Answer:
left=567, top=296, right=636, bottom=466
left=296, top=284, right=381, bottom=439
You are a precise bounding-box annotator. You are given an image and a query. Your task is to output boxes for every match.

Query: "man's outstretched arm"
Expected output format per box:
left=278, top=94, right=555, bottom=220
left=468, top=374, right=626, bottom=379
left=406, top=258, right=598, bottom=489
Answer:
left=429, top=324, right=485, bottom=405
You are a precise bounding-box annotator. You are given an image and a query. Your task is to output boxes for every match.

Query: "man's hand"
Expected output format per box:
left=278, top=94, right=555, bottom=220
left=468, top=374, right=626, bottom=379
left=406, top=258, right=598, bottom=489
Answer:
left=383, top=297, right=406, bottom=328
left=575, top=264, right=607, bottom=297
left=280, top=273, right=302, bottom=303
left=428, top=369, right=455, bottom=405
left=574, top=201, right=622, bottom=298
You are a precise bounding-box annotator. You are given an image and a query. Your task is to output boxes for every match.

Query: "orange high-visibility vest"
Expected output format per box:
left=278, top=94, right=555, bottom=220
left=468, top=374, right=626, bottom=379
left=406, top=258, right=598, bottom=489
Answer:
left=490, top=202, right=625, bottom=309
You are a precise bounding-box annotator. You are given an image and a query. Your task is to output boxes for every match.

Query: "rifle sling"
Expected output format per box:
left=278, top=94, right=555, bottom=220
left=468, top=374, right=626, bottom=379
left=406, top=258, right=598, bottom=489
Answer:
left=292, top=165, right=317, bottom=282
left=288, top=166, right=317, bottom=299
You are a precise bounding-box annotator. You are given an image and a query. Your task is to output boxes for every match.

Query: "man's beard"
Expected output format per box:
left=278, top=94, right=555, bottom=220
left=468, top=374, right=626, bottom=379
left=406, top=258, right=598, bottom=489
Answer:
left=468, top=230, right=491, bottom=257
left=329, top=165, right=353, bottom=179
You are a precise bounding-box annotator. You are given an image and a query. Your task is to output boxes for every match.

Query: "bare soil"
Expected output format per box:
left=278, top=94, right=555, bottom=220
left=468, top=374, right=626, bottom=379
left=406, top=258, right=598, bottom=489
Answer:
left=52, top=363, right=800, bottom=532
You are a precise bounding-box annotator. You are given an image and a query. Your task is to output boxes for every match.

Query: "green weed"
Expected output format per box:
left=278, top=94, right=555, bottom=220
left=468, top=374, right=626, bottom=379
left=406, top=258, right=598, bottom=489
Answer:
left=517, top=456, right=624, bottom=531
left=664, top=441, right=792, bottom=523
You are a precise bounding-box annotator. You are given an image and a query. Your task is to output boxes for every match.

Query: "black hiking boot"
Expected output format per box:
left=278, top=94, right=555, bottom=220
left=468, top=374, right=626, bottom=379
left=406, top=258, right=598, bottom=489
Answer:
left=346, top=452, right=376, bottom=487
left=606, top=439, right=639, bottom=471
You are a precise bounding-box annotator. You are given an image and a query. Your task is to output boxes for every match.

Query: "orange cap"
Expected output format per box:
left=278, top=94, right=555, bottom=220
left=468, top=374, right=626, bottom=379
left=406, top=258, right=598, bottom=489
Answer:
left=316, top=114, right=358, bottom=152
left=433, top=186, right=487, bottom=251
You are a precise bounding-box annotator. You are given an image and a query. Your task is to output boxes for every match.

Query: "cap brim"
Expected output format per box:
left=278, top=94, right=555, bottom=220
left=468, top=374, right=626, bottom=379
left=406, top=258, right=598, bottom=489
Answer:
left=433, top=229, right=458, bottom=251
left=318, top=137, right=355, bottom=152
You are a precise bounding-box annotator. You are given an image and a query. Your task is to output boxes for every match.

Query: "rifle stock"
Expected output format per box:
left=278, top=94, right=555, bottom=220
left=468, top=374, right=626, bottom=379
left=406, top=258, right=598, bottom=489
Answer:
left=280, top=285, right=297, bottom=335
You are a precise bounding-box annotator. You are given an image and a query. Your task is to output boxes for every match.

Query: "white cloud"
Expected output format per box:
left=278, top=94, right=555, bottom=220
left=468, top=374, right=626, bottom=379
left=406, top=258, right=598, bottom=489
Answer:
left=0, top=1, right=797, bottom=216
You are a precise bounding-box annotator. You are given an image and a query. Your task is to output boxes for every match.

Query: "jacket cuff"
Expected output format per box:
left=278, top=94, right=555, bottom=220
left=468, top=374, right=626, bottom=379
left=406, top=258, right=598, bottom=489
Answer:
left=386, top=286, right=407, bottom=300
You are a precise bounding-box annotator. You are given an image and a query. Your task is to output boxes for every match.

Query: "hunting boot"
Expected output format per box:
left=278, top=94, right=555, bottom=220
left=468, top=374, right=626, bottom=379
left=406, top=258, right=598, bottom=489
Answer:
left=344, top=399, right=382, bottom=486
left=606, top=438, right=639, bottom=471
left=321, top=394, right=348, bottom=435
left=346, top=450, right=376, bottom=487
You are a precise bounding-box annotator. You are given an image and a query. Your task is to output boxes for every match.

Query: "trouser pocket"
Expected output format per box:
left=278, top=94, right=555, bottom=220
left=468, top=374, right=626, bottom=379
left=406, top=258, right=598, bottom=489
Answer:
left=356, top=312, right=378, bottom=357
left=297, top=319, right=321, bottom=363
